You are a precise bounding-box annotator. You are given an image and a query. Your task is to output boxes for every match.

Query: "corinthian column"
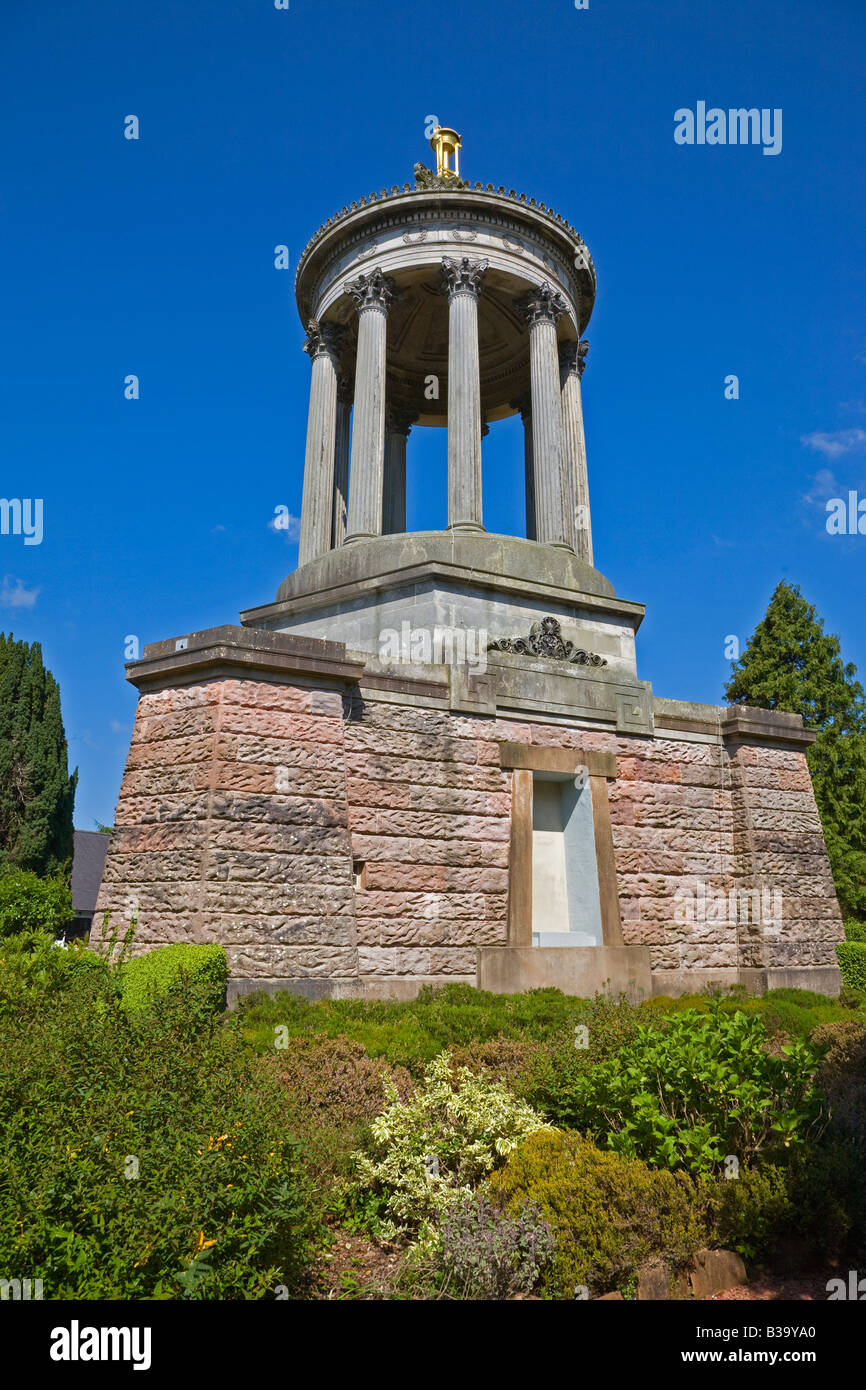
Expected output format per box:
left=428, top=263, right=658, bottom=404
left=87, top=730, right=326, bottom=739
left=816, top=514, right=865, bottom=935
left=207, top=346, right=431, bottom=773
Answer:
left=383, top=407, right=415, bottom=534
left=441, top=256, right=488, bottom=532
left=345, top=269, right=398, bottom=543
left=516, top=282, right=573, bottom=550
left=298, top=320, right=344, bottom=567
left=331, top=377, right=352, bottom=547
left=560, top=339, right=593, bottom=564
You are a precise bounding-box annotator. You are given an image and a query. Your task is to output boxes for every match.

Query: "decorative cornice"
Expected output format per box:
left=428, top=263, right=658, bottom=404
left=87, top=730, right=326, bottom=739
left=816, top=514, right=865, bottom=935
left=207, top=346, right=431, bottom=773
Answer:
left=303, top=320, right=346, bottom=361
left=488, top=616, right=607, bottom=667
left=440, top=255, right=489, bottom=301
left=345, top=267, right=399, bottom=315
left=515, top=281, right=568, bottom=327
left=295, top=182, right=596, bottom=295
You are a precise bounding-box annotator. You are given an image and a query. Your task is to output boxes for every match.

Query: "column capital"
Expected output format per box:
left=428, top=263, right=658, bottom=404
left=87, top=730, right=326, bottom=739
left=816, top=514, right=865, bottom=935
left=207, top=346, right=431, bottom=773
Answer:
left=560, top=338, right=589, bottom=380
left=346, top=267, right=399, bottom=315
left=515, top=280, right=568, bottom=327
left=386, top=405, right=417, bottom=438
left=337, top=374, right=354, bottom=406
left=303, top=320, right=345, bottom=362
left=510, top=393, right=532, bottom=421
left=440, top=255, right=489, bottom=301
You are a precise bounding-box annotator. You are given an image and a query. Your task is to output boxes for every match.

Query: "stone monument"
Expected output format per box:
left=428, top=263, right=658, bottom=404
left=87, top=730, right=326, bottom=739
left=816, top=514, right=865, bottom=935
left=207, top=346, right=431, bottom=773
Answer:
left=97, top=127, right=844, bottom=1001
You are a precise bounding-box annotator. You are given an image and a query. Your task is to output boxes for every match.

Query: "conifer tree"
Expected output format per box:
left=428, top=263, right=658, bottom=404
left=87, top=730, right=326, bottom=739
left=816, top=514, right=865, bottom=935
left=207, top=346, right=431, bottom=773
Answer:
left=724, top=582, right=866, bottom=920
left=0, top=633, right=77, bottom=878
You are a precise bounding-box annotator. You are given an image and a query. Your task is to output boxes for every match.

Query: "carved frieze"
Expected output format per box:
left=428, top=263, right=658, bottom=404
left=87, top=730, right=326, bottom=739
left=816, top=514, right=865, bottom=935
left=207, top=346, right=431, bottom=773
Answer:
left=487, top=616, right=607, bottom=667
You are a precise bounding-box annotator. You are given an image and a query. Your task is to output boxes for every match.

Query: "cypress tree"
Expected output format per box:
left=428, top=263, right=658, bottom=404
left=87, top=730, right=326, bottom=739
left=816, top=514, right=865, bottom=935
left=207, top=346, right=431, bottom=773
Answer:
left=724, top=582, right=866, bottom=921
left=0, top=633, right=77, bottom=879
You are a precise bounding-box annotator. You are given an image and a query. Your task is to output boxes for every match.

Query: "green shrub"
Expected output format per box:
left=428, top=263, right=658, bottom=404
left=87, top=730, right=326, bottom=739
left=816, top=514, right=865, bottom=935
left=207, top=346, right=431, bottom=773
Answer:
left=712, top=1150, right=859, bottom=1266
left=812, top=1020, right=866, bottom=1153
left=837, top=941, right=866, bottom=993
left=644, top=986, right=860, bottom=1039
left=270, top=1036, right=412, bottom=1178
left=237, top=984, right=643, bottom=1075
left=557, top=1004, right=823, bottom=1175
left=844, top=920, right=866, bottom=942
left=488, top=1129, right=707, bottom=1298
left=712, top=1165, right=796, bottom=1261
left=347, top=1052, right=551, bottom=1240
left=0, top=935, right=318, bottom=1298
left=0, top=866, right=72, bottom=939
left=119, top=943, right=227, bottom=1020
left=449, top=1037, right=546, bottom=1096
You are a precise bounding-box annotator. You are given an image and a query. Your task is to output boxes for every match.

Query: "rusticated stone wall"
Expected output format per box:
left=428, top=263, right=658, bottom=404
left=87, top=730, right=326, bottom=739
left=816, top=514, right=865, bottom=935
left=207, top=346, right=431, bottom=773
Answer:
left=96, top=672, right=843, bottom=998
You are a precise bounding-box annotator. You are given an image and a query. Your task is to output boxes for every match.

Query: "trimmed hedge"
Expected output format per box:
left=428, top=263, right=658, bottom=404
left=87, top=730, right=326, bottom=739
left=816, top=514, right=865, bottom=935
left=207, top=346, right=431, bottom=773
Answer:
left=120, top=944, right=227, bottom=1018
left=837, top=941, right=866, bottom=993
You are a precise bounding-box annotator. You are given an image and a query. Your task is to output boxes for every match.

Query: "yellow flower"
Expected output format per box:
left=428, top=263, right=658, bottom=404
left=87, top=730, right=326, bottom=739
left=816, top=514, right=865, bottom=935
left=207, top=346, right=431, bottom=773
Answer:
left=193, top=1231, right=217, bottom=1255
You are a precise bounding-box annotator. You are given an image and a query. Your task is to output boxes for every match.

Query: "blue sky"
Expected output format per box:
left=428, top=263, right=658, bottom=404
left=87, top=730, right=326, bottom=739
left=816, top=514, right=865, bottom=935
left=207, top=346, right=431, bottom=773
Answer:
left=1, top=0, right=864, bottom=828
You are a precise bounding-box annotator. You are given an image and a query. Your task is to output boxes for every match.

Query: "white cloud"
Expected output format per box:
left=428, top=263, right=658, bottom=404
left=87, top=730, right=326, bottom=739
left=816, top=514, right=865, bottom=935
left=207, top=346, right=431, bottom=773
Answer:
left=802, top=468, right=840, bottom=504
left=109, top=719, right=128, bottom=733
left=0, top=575, right=39, bottom=608
left=801, top=428, right=866, bottom=459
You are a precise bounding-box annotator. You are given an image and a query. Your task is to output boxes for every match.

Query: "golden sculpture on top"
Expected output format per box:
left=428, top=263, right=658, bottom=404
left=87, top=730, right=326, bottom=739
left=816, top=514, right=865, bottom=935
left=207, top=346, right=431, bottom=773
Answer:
left=430, top=125, right=462, bottom=179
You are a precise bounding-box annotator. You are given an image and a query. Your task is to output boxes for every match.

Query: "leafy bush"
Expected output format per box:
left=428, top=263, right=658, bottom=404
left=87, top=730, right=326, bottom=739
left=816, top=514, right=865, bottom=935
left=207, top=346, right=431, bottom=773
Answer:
left=436, top=1193, right=554, bottom=1300
left=449, top=1037, right=545, bottom=1095
left=348, top=1052, right=551, bottom=1240
left=271, top=1036, right=413, bottom=1177
left=812, top=1020, right=866, bottom=1153
left=489, top=1129, right=707, bottom=1298
left=119, top=943, right=227, bottom=1020
left=557, top=1004, right=823, bottom=1175
left=0, top=933, right=318, bottom=1298
left=0, top=865, right=72, bottom=939
left=837, top=941, right=866, bottom=993
left=845, top=920, right=866, bottom=943
left=712, top=1148, right=861, bottom=1265
left=644, top=986, right=864, bottom=1039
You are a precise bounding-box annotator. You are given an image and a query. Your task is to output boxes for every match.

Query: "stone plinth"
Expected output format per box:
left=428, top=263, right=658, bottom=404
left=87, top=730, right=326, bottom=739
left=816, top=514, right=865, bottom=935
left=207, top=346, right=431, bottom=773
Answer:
left=476, top=946, right=652, bottom=1002
left=95, top=625, right=844, bottom=1001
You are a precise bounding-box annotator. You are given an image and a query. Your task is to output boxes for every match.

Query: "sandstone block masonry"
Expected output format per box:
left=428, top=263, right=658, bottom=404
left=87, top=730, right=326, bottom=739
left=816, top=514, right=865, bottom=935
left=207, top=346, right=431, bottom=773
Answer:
left=95, top=627, right=844, bottom=1001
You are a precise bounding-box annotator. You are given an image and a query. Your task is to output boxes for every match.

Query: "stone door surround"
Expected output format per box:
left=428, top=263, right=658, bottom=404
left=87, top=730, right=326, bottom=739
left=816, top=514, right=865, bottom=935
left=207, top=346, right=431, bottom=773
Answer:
left=497, top=741, right=623, bottom=949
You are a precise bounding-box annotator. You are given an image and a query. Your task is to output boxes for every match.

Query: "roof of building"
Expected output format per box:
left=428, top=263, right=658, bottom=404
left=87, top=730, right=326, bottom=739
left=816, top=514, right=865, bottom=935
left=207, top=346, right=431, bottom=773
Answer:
left=71, top=829, right=110, bottom=915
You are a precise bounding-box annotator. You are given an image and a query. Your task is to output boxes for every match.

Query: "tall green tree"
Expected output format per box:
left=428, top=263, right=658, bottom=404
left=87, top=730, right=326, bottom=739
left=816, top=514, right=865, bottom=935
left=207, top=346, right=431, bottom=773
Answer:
left=0, top=633, right=77, bottom=879
left=724, top=582, right=866, bottom=920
